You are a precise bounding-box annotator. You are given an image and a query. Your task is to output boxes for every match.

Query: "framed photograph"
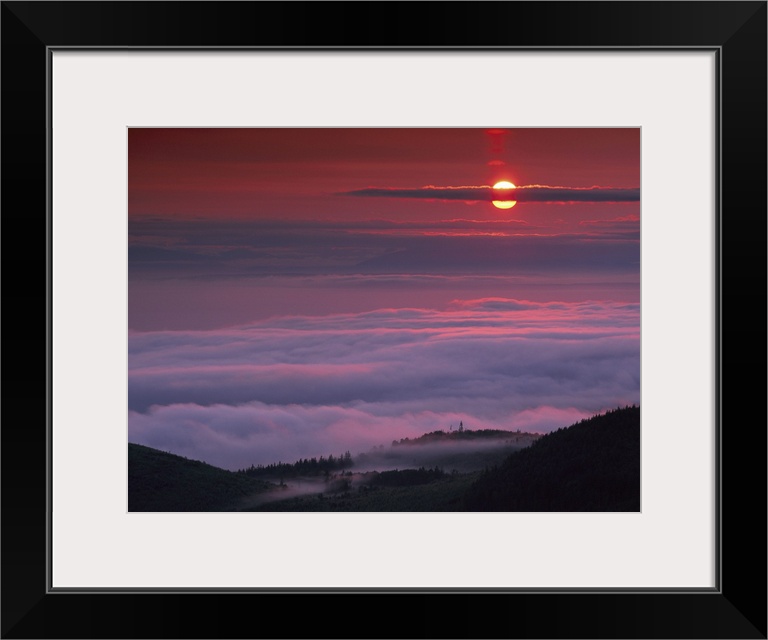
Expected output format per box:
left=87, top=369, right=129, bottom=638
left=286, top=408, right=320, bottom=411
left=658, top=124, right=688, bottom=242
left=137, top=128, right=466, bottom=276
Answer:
left=3, top=2, right=765, bottom=638
left=126, top=125, right=642, bottom=516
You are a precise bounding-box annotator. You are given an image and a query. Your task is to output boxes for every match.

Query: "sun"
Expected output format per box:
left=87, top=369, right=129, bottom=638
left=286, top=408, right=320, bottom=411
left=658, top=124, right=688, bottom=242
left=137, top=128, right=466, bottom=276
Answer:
left=492, top=181, right=517, bottom=209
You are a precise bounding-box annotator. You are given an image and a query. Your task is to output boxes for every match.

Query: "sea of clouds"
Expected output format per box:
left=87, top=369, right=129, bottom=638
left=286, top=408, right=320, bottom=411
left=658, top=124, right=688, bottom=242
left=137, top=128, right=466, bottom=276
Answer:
left=128, top=298, right=639, bottom=471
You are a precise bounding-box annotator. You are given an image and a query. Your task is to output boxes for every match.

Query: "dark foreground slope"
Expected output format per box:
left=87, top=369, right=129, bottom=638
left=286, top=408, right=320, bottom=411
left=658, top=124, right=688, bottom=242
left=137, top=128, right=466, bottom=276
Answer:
left=464, top=406, right=640, bottom=512
left=128, top=443, right=273, bottom=511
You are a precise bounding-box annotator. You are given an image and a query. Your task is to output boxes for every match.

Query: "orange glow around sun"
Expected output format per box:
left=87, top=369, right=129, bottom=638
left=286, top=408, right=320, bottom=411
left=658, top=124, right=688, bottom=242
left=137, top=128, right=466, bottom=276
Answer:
left=492, top=181, right=517, bottom=209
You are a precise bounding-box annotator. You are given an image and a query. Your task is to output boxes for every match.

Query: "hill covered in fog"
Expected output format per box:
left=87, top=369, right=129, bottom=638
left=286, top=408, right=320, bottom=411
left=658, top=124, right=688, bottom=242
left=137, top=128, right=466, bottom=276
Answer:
left=129, top=406, right=639, bottom=512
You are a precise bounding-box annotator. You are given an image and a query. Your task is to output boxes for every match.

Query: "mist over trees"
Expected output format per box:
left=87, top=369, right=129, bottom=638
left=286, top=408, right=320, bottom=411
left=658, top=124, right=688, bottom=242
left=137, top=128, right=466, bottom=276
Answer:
left=129, top=407, right=640, bottom=512
left=237, top=451, right=353, bottom=479
left=391, top=427, right=531, bottom=446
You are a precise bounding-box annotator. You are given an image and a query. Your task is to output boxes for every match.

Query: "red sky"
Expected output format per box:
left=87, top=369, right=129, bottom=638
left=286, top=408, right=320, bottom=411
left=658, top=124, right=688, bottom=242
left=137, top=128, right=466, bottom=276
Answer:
left=128, top=127, right=640, bottom=329
left=129, top=127, right=640, bottom=226
left=128, top=128, right=640, bottom=468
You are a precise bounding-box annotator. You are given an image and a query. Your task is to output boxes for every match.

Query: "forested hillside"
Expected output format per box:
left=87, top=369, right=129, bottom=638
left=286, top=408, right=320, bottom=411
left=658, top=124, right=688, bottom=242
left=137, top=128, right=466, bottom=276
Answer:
left=129, top=406, right=639, bottom=512
left=128, top=443, right=273, bottom=511
left=463, top=406, right=640, bottom=511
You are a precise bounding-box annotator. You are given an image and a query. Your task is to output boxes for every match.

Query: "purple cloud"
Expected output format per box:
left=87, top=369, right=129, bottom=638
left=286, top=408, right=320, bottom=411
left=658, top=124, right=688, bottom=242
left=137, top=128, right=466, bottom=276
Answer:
left=129, top=300, right=639, bottom=469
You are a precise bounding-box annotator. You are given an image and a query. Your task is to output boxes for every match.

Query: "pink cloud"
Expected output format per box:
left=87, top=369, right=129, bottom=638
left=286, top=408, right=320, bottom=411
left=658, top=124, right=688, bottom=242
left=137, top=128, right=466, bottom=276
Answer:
left=129, top=299, right=639, bottom=469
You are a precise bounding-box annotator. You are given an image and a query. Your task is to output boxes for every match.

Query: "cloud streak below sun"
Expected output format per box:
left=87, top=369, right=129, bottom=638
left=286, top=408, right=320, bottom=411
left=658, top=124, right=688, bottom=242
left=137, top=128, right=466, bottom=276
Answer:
left=341, top=185, right=640, bottom=203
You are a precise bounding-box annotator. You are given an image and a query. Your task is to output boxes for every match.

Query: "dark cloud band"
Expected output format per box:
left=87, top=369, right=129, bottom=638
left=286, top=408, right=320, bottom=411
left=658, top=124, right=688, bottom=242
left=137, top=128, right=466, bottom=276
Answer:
left=341, top=185, right=640, bottom=203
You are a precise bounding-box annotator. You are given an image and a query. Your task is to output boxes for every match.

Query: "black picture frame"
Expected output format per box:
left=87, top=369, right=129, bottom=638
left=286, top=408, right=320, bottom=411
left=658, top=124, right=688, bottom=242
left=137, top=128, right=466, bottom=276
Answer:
left=2, top=2, right=765, bottom=638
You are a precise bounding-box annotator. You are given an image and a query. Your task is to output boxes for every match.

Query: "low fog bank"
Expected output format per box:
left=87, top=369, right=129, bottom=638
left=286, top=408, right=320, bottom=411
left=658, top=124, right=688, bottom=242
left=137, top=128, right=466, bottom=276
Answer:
left=237, top=433, right=538, bottom=508
left=352, top=433, right=538, bottom=473
left=237, top=477, right=329, bottom=508
left=238, top=473, right=370, bottom=507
